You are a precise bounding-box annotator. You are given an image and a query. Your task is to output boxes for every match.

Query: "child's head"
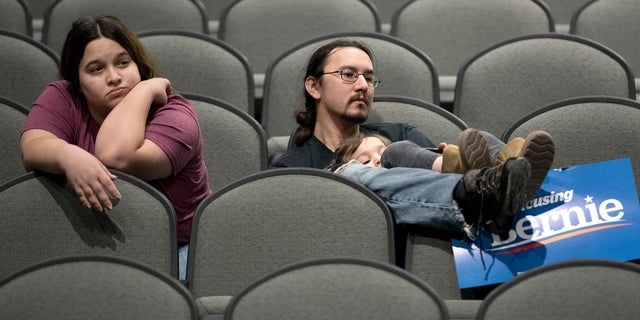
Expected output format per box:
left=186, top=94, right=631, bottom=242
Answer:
left=333, top=132, right=391, bottom=167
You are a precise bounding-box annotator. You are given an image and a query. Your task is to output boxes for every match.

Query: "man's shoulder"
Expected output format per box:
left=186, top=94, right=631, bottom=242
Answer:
left=270, top=145, right=312, bottom=168
left=270, top=137, right=332, bottom=169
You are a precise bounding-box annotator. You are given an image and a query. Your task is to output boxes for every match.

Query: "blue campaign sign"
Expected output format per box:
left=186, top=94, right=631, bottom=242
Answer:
left=452, top=158, right=640, bottom=289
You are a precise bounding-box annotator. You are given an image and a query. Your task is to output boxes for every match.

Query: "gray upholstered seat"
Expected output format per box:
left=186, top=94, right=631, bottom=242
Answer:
left=502, top=95, right=640, bottom=200
left=0, top=255, right=197, bottom=320
left=0, top=169, right=178, bottom=279
left=42, top=0, right=209, bottom=54
left=0, top=0, right=33, bottom=36
left=0, top=29, right=60, bottom=108
left=218, top=0, right=380, bottom=77
left=453, top=33, right=635, bottom=137
left=0, top=96, right=29, bottom=185
left=218, top=0, right=380, bottom=107
left=366, top=95, right=467, bottom=145
left=366, top=0, right=411, bottom=33
left=391, top=0, right=553, bottom=104
left=570, top=0, right=640, bottom=97
left=225, top=258, right=449, bottom=320
left=405, top=230, right=463, bottom=300
left=477, top=259, right=640, bottom=319
left=139, top=31, right=255, bottom=116
left=182, top=93, right=267, bottom=192
left=544, top=0, right=593, bottom=32
left=198, top=0, right=235, bottom=37
left=21, top=0, right=50, bottom=19
left=187, top=168, right=395, bottom=317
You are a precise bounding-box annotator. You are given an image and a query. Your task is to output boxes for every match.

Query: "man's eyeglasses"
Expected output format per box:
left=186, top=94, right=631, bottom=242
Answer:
left=321, top=67, right=380, bottom=87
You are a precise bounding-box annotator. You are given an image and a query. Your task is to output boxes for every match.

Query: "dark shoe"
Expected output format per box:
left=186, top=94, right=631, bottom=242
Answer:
left=519, top=131, right=555, bottom=200
left=462, top=157, right=530, bottom=234
left=458, top=128, right=492, bottom=172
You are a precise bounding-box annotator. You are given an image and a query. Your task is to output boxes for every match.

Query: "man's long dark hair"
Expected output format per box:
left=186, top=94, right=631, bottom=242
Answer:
left=291, top=39, right=374, bottom=146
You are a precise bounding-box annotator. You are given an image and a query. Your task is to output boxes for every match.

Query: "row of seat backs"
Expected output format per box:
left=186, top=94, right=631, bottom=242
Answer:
left=6, top=0, right=637, bottom=91
left=145, top=31, right=637, bottom=140
left=0, top=167, right=397, bottom=297
left=227, top=258, right=640, bottom=320
left=2, top=254, right=639, bottom=320
left=0, top=27, right=438, bottom=121
left=0, top=255, right=448, bottom=320
left=4, top=89, right=640, bottom=269
left=2, top=20, right=637, bottom=137
left=4, top=93, right=640, bottom=199
left=14, top=0, right=596, bottom=30
left=2, top=92, right=640, bottom=314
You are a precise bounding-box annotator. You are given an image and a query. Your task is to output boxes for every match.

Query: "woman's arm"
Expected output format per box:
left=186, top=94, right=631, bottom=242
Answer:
left=21, top=129, right=121, bottom=211
left=95, top=78, right=173, bottom=181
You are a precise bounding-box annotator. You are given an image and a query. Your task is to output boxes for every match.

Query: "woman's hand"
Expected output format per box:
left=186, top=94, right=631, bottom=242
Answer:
left=139, top=77, right=172, bottom=106
left=61, top=144, right=121, bottom=212
left=22, top=129, right=121, bottom=212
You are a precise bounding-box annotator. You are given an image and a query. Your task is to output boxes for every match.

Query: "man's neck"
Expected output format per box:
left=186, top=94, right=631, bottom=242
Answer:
left=313, top=119, right=360, bottom=152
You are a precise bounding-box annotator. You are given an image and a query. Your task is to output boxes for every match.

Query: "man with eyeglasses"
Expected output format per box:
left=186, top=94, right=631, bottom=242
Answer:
left=270, top=39, right=555, bottom=243
left=271, top=39, right=436, bottom=169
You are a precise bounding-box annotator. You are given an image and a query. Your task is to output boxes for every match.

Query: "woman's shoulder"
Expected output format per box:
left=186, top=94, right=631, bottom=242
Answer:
left=150, top=94, right=199, bottom=128
left=46, top=80, right=75, bottom=94
left=32, top=80, right=84, bottom=111
left=165, top=93, right=195, bottom=110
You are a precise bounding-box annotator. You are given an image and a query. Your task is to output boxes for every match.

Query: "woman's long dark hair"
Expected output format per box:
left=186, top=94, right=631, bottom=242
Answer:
left=60, top=14, right=157, bottom=92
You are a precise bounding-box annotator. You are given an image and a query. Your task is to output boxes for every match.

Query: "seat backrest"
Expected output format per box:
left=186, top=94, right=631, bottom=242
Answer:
left=0, top=255, right=197, bottom=320
left=0, top=96, right=29, bottom=185
left=42, top=0, right=209, bottom=55
left=262, top=32, right=439, bottom=139
left=405, top=230, right=462, bottom=300
left=218, top=0, right=380, bottom=75
left=453, top=33, right=635, bottom=137
left=366, top=0, right=411, bottom=33
left=23, top=0, right=51, bottom=20
left=544, top=0, right=593, bottom=32
left=477, top=259, right=640, bottom=320
left=182, top=93, right=267, bottom=192
left=199, top=0, right=235, bottom=35
left=225, top=257, right=449, bottom=320
left=199, top=0, right=235, bottom=21
left=0, top=170, right=178, bottom=279
left=366, top=95, right=467, bottom=145
left=139, top=31, right=255, bottom=116
left=0, top=29, right=60, bottom=108
left=0, top=0, right=33, bottom=36
left=187, top=168, right=395, bottom=297
left=502, top=95, right=640, bottom=199
left=391, top=0, right=553, bottom=101
left=570, top=0, right=640, bottom=94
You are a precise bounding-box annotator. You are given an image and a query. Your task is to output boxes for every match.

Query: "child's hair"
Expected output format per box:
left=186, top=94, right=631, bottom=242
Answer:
left=331, top=132, right=391, bottom=166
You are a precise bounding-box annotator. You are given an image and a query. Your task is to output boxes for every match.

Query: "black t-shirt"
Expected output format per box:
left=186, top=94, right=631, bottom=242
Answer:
left=270, top=123, right=435, bottom=169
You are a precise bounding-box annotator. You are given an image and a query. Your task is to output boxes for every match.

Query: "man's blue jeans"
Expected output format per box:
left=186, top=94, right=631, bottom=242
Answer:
left=336, top=131, right=507, bottom=235
left=336, top=162, right=467, bottom=233
left=179, top=245, right=188, bottom=280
